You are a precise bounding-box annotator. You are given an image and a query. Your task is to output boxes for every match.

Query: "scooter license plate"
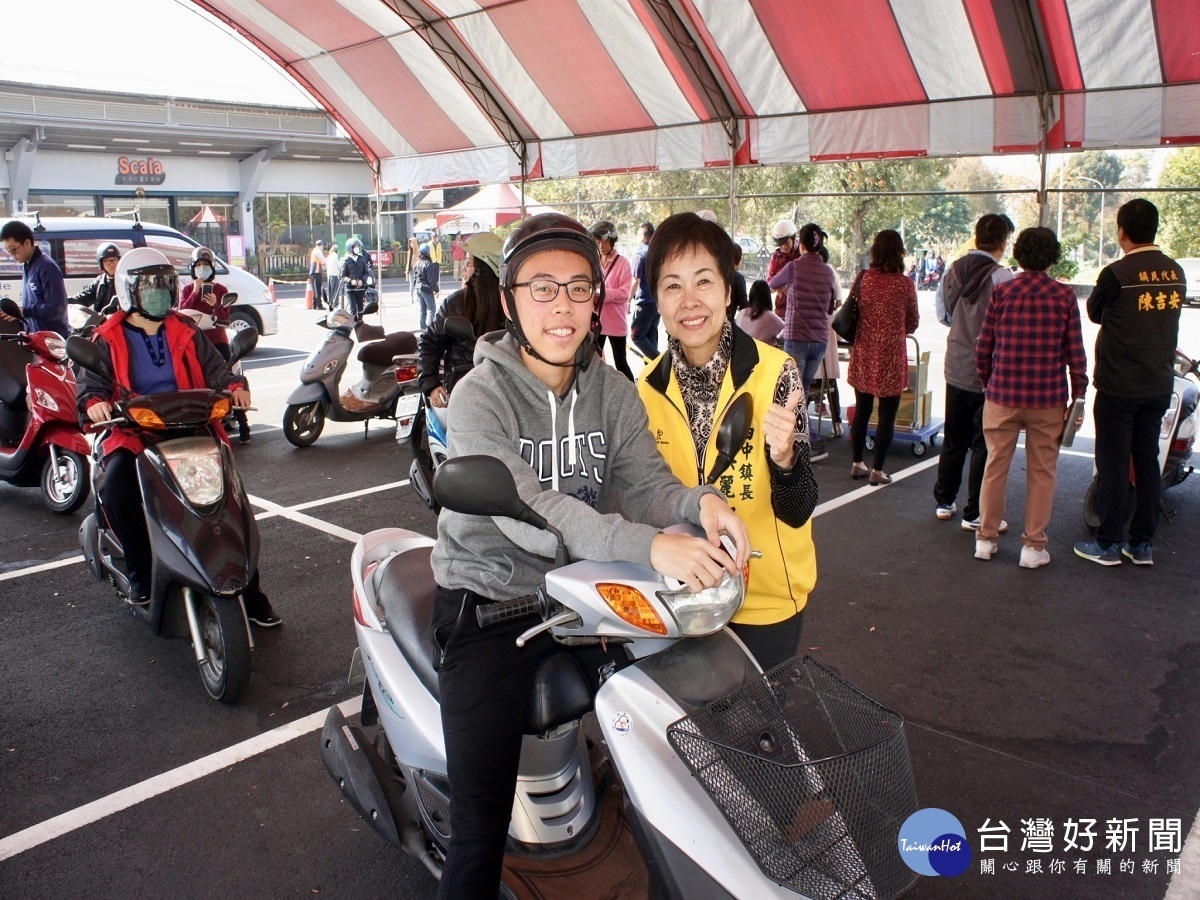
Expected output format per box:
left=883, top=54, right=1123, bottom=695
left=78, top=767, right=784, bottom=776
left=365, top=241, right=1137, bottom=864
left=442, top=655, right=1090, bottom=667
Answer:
left=395, top=393, right=421, bottom=440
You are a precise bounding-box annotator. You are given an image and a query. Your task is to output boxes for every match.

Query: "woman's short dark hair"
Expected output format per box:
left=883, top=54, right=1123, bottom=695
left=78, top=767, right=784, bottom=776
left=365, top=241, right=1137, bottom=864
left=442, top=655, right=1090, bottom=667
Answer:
left=1117, top=198, right=1158, bottom=244
left=799, top=223, right=824, bottom=253
left=647, top=212, right=736, bottom=295
left=1011, top=227, right=1061, bottom=273
left=746, top=279, right=772, bottom=320
left=870, top=230, right=905, bottom=273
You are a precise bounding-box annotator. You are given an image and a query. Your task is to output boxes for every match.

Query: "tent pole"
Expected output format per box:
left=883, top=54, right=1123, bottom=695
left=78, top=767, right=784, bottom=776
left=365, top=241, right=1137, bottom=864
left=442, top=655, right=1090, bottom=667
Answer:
left=519, top=142, right=527, bottom=219
left=1035, top=91, right=1051, bottom=227
left=728, top=118, right=739, bottom=235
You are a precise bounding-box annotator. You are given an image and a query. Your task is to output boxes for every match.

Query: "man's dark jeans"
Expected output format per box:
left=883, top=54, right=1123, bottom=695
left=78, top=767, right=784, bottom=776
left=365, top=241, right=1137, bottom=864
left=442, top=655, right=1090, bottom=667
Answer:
left=630, top=301, right=660, bottom=360
left=1093, top=391, right=1170, bottom=548
left=933, top=384, right=987, bottom=519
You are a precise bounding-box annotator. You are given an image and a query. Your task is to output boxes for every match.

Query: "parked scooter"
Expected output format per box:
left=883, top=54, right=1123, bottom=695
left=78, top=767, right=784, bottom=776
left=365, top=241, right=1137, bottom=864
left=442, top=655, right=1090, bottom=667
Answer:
left=1084, top=348, right=1198, bottom=529
left=0, top=297, right=91, bottom=513
left=406, top=316, right=475, bottom=512
left=283, top=303, right=420, bottom=447
left=66, top=329, right=261, bottom=704
left=321, top=399, right=919, bottom=899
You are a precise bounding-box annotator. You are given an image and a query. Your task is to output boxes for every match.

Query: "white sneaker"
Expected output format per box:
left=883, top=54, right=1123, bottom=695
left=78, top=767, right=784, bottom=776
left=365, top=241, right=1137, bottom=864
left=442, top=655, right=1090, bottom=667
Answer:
left=935, top=502, right=957, bottom=520
left=974, top=539, right=998, bottom=560
left=1019, top=546, right=1051, bottom=569
left=962, top=516, right=1008, bottom=533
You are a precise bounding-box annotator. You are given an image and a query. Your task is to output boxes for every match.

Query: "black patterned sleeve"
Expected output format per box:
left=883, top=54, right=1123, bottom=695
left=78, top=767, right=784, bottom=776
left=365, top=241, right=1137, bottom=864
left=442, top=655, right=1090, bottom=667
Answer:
left=768, top=359, right=819, bottom=528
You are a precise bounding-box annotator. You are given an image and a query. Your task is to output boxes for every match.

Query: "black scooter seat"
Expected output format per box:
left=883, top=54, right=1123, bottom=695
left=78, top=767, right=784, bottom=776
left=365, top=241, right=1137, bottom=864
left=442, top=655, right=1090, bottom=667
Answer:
left=373, top=548, right=593, bottom=734
left=375, top=546, right=440, bottom=700
left=0, top=340, right=34, bottom=407
left=357, top=331, right=417, bottom=366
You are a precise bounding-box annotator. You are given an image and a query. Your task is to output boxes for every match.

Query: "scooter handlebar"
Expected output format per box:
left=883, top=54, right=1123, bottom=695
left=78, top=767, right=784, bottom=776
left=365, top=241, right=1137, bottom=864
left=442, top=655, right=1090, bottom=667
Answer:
left=476, top=594, right=541, bottom=629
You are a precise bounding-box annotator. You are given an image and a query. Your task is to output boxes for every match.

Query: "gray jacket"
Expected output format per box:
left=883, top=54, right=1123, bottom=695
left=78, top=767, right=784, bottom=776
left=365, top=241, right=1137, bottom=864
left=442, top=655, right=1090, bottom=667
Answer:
left=431, top=330, right=717, bottom=599
left=935, top=250, right=1013, bottom=392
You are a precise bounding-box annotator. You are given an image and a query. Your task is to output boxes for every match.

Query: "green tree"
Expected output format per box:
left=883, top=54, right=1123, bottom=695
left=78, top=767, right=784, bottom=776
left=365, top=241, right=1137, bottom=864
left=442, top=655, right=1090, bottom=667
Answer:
left=1157, top=148, right=1200, bottom=258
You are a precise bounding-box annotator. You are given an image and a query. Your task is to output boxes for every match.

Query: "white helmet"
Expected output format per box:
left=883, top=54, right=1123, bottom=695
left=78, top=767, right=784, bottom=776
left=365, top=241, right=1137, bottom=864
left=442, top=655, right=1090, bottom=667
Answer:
left=116, top=248, right=178, bottom=320
left=772, top=220, right=798, bottom=244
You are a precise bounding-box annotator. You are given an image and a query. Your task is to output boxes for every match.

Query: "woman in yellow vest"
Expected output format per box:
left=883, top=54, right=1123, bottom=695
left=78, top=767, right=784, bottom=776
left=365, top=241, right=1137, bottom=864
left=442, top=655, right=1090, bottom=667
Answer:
left=638, top=212, right=818, bottom=669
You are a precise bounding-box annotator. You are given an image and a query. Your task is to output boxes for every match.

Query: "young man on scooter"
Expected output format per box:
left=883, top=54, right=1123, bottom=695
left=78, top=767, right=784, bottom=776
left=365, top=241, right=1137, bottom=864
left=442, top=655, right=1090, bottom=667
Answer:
left=76, top=248, right=280, bottom=626
left=69, top=242, right=123, bottom=314
left=429, top=212, right=750, bottom=898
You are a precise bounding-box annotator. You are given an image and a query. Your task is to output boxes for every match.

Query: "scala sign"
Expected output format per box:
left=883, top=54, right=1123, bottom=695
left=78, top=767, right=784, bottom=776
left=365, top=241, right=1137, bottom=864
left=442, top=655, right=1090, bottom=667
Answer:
left=115, top=156, right=166, bottom=186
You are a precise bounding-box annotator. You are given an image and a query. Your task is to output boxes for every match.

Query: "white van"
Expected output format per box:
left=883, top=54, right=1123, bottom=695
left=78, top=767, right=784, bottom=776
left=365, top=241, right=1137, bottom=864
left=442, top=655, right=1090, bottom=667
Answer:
left=0, top=216, right=278, bottom=335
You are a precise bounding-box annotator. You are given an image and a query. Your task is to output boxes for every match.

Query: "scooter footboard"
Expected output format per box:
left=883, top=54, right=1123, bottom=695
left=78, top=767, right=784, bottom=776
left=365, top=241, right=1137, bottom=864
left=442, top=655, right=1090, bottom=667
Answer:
left=320, top=705, right=405, bottom=849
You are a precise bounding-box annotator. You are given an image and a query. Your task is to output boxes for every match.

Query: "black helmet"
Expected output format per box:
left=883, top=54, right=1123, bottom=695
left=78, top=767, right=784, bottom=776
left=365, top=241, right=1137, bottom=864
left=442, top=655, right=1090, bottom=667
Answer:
left=589, top=220, right=618, bottom=244
left=96, top=242, right=121, bottom=267
left=189, top=246, right=216, bottom=281
left=500, top=213, right=603, bottom=371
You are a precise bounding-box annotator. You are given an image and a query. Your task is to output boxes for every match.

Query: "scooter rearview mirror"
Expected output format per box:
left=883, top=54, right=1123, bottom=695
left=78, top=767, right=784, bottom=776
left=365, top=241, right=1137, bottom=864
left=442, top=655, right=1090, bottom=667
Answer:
left=228, top=327, right=258, bottom=364
left=444, top=316, right=476, bottom=343
left=434, top=455, right=547, bottom=530
left=705, top=392, right=754, bottom=485
left=361, top=300, right=380, bottom=316
left=66, top=335, right=113, bottom=382
left=0, top=296, right=23, bottom=321
left=221, top=292, right=239, bottom=308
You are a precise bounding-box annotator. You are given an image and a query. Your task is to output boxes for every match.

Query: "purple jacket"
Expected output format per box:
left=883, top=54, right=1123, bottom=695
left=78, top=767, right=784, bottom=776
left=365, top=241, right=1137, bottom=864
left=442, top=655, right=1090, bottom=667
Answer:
left=767, top=253, right=838, bottom=343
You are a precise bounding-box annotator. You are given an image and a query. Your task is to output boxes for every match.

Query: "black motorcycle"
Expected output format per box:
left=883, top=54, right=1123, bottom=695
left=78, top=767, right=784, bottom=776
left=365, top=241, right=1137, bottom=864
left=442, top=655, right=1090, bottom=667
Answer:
left=67, top=329, right=261, bottom=703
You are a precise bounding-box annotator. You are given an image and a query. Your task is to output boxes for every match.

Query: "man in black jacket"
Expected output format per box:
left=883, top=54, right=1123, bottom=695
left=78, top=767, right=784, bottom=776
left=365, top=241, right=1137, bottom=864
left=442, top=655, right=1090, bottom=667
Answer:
left=1074, top=199, right=1184, bottom=567
left=70, top=243, right=123, bottom=313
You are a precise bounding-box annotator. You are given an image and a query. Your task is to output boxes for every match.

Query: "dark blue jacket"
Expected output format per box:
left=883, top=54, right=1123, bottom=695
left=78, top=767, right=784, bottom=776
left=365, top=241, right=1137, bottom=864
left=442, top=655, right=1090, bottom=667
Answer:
left=21, top=247, right=69, bottom=337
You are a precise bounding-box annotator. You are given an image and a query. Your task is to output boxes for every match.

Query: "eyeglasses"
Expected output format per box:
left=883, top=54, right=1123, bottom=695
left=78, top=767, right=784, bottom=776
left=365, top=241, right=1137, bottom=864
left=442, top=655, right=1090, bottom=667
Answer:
left=513, top=279, right=597, bottom=304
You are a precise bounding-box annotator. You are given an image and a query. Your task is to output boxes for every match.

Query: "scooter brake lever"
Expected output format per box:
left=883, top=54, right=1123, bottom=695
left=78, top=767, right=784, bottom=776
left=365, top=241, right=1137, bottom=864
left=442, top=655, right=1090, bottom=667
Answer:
left=515, top=610, right=581, bottom=648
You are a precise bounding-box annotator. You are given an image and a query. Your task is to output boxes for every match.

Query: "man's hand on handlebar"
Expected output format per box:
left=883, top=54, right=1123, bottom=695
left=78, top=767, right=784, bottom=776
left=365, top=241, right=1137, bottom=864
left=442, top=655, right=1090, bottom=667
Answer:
left=698, top=492, right=750, bottom=568
left=650, top=530, right=738, bottom=595
left=231, top=389, right=252, bottom=409
left=87, top=401, right=114, bottom=423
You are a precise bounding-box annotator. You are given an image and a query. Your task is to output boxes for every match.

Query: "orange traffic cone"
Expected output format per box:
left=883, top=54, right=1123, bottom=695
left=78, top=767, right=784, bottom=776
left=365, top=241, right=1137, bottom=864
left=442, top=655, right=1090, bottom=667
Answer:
left=268, top=277, right=277, bottom=304
left=304, top=282, right=314, bottom=309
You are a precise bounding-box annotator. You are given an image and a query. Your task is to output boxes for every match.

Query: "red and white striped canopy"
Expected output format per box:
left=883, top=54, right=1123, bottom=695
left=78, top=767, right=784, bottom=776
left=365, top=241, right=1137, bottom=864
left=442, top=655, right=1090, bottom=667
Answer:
left=195, top=0, right=1200, bottom=193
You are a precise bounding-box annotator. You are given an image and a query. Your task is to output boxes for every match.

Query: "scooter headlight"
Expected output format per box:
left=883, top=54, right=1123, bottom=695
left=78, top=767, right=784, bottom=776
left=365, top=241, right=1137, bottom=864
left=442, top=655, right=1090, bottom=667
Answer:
left=657, top=569, right=745, bottom=636
left=159, top=438, right=224, bottom=506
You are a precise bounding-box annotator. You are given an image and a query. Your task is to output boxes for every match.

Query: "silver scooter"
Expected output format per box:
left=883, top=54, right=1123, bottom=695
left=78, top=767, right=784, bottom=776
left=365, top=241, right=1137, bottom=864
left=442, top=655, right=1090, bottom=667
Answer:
left=321, top=399, right=919, bottom=899
left=282, top=302, right=421, bottom=447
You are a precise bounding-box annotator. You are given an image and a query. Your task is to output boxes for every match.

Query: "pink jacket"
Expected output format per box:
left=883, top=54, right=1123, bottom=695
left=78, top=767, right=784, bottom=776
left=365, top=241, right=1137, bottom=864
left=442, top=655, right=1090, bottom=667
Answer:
left=598, top=251, right=633, bottom=336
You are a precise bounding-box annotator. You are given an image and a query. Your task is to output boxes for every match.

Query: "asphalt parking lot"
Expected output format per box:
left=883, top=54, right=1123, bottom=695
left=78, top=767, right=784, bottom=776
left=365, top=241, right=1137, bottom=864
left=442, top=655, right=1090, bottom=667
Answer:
left=1, top=285, right=1198, bottom=899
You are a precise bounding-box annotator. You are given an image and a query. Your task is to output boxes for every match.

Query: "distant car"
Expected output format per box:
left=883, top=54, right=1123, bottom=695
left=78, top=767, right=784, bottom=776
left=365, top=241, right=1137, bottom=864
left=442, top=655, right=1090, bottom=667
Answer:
left=735, top=236, right=764, bottom=258
left=1177, top=257, right=1200, bottom=308
left=0, top=216, right=278, bottom=335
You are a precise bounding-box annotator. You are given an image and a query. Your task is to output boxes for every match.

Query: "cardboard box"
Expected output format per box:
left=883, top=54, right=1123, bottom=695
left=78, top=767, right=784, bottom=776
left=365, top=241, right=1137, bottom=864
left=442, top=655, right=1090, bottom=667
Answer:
left=867, top=389, right=931, bottom=431
left=907, top=350, right=930, bottom=396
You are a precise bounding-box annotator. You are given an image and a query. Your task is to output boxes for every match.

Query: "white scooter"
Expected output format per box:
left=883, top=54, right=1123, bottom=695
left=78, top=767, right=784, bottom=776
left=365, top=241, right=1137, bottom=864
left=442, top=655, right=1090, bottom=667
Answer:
left=321, top=399, right=919, bottom=899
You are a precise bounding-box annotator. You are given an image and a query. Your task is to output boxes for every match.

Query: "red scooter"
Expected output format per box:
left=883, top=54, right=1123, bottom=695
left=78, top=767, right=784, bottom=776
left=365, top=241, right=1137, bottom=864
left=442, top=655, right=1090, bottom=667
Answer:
left=0, top=298, right=90, bottom=513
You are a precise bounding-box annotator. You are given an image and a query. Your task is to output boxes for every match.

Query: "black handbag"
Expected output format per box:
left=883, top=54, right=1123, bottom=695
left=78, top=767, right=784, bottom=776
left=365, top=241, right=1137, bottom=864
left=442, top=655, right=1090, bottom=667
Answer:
left=832, top=270, right=865, bottom=344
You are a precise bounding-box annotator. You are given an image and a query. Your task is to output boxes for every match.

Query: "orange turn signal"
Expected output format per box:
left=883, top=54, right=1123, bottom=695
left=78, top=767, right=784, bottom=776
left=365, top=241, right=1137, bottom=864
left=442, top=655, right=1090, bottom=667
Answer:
left=595, top=583, right=667, bottom=635
left=209, top=398, right=231, bottom=421
left=127, top=406, right=165, bottom=429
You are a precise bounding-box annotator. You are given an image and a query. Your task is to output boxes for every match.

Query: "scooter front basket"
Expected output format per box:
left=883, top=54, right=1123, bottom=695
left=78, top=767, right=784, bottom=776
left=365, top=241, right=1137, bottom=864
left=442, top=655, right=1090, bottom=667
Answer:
left=666, top=656, right=919, bottom=899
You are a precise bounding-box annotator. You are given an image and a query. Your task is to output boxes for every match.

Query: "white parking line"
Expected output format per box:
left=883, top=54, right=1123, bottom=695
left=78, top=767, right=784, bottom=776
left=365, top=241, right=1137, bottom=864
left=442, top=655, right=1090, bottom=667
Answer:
left=0, top=695, right=362, bottom=862
left=247, top=494, right=363, bottom=543
left=811, top=455, right=942, bottom=518
left=0, top=556, right=85, bottom=582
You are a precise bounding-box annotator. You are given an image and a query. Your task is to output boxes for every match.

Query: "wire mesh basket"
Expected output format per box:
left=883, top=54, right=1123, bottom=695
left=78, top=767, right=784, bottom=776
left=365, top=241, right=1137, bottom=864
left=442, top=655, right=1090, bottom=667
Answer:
left=666, top=656, right=919, bottom=899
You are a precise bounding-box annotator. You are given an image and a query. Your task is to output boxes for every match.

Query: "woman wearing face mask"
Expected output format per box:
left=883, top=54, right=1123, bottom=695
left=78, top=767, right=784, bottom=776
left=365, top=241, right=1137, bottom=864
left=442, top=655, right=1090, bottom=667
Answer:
left=179, top=246, right=250, bottom=443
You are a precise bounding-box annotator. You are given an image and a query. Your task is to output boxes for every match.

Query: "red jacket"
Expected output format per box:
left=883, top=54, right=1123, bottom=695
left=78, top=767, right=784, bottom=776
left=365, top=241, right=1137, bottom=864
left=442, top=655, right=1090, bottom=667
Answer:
left=179, top=281, right=230, bottom=347
left=79, top=311, right=244, bottom=455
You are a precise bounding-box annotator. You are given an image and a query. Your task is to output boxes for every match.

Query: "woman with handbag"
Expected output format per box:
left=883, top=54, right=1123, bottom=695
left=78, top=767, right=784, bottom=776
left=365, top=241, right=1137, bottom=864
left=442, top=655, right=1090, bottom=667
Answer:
left=848, top=230, right=919, bottom=484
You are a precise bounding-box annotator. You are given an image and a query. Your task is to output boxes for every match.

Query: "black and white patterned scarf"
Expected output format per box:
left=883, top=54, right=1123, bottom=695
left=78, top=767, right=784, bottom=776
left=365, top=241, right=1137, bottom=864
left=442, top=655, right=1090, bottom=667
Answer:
left=669, top=320, right=734, bottom=455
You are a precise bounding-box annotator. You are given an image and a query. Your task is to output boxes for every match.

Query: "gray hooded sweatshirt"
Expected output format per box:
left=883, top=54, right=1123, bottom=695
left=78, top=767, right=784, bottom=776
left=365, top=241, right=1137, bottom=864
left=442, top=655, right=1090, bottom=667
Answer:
left=431, top=330, right=718, bottom=600
left=935, top=250, right=1014, bottom=392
